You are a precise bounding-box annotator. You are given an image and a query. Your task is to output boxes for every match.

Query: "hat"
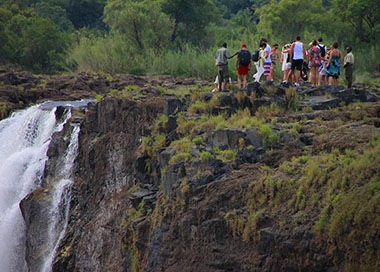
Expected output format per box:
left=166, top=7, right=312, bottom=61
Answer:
left=242, top=43, right=247, bottom=48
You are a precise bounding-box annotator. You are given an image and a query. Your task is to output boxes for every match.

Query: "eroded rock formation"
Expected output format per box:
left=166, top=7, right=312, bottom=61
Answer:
left=5, top=69, right=379, bottom=271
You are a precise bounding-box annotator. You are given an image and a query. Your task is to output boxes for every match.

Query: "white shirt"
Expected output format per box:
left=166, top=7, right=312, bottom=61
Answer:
left=293, top=42, right=304, bottom=60
left=264, top=44, right=271, bottom=62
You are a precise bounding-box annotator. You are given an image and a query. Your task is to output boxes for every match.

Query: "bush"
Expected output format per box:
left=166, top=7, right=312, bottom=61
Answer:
left=5, top=16, right=71, bottom=73
left=71, top=33, right=137, bottom=74
left=200, top=151, right=212, bottom=162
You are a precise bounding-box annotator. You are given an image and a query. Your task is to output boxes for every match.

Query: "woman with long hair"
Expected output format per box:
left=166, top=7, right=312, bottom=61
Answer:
left=326, top=41, right=343, bottom=86
left=308, top=40, right=322, bottom=87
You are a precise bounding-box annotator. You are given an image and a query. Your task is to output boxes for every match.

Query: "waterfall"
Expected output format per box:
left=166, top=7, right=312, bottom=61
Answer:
left=0, top=103, right=82, bottom=272
left=40, top=124, right=80, bottom=272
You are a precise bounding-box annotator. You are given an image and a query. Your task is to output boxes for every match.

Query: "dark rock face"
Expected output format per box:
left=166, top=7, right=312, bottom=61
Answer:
left=50, top=97, right=167, bottom=272
left=44, top=96, right=320, bottom=272
left=12, top=72, right=379, bottom=272
left=299, top=85, right=377, bottom=110
left=20, top=187, right=54, bottom=272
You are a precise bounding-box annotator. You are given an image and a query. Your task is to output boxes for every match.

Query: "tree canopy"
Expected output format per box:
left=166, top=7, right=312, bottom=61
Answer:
left=0, top=0, right=378, bottom=76
left=162, top=0, right=220, bottom=46
left=332, top=0, right=380, bottom=43
left=103, top=0, right=172, bottom=51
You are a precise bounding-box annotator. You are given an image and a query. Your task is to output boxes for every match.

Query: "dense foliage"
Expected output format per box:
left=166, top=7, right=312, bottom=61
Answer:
left=0, top=0, right=379, bottom=79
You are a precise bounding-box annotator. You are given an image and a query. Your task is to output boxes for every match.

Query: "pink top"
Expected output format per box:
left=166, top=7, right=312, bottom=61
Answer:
left=308, top=46, right=322, bottom=67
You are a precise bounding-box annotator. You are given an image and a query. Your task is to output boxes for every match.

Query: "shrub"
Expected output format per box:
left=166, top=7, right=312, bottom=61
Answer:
left=227, top=108, right=258, bottom=128
left=259, top=124, right=280, bottom=147
left=192, top=136, right=203, bottom=146
left=214, top=147, right=237, bottom=162
left=200, top=151, right=212, bottom=162
left=188, top=100, right=211, bottom=114
left=95, top=94, right=104, bottom=101
left=168, top=152, right=192, bottom=165
left=141, top=133, right=166, bottom=159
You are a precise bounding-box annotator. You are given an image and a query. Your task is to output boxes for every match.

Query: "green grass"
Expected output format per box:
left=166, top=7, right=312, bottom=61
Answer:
left=72, top=34, right=218, bottom=79
left=222, top=137, right=380, bottom=270
left=214, top=147, right=237, bottom=162
left=0, top=103, right=11, bottom=119
left=71, top=31, right=380, bottom=91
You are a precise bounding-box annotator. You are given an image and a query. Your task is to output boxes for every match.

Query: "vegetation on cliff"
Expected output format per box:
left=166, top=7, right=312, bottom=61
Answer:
left=0, top=65, right=379, bottom=270
left=109, top=81, right=380, bottom=271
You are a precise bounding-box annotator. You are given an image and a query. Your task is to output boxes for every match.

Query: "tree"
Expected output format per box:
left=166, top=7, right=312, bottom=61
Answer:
left=214, top=0, right=254, bottom=19
left=0, top=7, right=12, bottom=62
left=257, top=0, right=330, bottom=41
left=66, top=0, right=107, bottom=29
left=103, top=0, right=172, bottom=51
left=0, top=0, right=34, bottom=9
left=332, top=0, right=380, bottom=43
left=34, top=1, right=73, bottom=31
left=5, top=14, right=71, bottom=73
left=162, top=0, right=220, bottom=47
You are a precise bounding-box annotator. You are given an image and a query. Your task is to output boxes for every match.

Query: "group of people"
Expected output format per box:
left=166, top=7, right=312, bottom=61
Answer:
left=214, top=36, right=355, bottom=92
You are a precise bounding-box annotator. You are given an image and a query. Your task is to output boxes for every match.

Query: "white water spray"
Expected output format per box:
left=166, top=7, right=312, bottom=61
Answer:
left=40, top=123, right=80, bottom=272
left=0, top=104, right=81, bottom=272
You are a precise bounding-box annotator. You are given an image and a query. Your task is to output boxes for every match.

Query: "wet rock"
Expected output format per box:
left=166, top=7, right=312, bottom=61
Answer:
left=20, top=187, right=55, bottom=272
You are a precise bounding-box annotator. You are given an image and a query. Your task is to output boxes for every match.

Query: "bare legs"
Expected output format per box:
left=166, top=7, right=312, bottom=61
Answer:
left=237, top=74, right=248, bottom=89
left=310, top=66, right=318, bottom=87
left=237, top=75, right=241, bottom=89
left=288, top=69, right=300, bottom=85
left=328, top=76, right=339, bottom=86
left=242, top=75, right=247, bottom=89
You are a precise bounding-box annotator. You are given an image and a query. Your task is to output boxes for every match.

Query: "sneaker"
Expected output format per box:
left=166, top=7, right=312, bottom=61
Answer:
left=294, top=82, right=300, bottom=87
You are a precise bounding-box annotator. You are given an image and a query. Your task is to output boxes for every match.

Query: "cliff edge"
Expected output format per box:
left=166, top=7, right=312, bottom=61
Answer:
left=2, top=69, right=379, bottom=271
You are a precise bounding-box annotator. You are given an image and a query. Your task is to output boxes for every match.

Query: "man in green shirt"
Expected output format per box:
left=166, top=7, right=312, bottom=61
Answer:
left=344, top=47, right=354, bottom=89
left=215, top=42, right=230, bottom=91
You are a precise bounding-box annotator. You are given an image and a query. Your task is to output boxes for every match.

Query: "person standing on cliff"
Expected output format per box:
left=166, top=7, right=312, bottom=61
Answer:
left=215, top=42, right=230, bottom=92
left=317, top=37, right=327, bottom=85
left=235, top=43, right=252, bottom=89
left=344, top=47, right=354, bottom=89
left=253, top=42, right=266, bottom=83
left=260, top=38, right=272, bottom=82
left=326, top=41, right=343, bottom=86
left=287, top=36, right=307, bottom=87
left=270, top=43, right=281, bottom=82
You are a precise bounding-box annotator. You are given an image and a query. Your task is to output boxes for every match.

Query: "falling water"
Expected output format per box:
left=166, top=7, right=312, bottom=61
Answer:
left=0, top=103, right=82, bottom=272
left=40, top=124, right=80, bottom=272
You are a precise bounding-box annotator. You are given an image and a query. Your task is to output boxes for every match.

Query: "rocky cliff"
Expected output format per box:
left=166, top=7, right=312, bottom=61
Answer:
left=3, top=69, right=380, bottom=271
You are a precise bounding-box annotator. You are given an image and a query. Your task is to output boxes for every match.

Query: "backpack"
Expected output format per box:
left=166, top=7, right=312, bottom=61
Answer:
left=318, top=44, right=326, bottom=58
left=238, top=50, right=251, bottom=66
left=252, top=49, right=260, bottom=62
